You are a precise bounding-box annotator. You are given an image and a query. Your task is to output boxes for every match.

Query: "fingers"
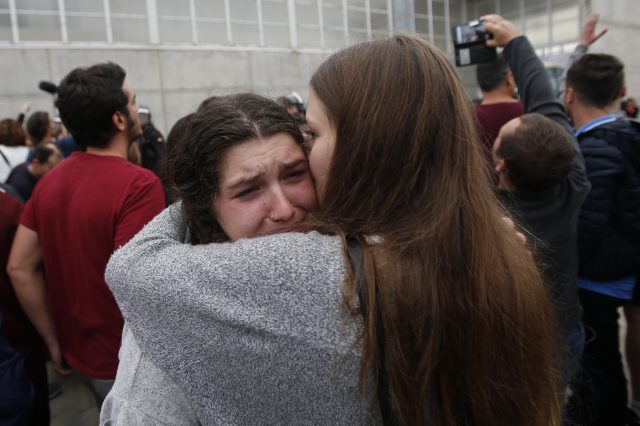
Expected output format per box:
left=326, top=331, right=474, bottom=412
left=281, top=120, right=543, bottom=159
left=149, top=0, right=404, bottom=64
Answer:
left=478, top=14, right=519, bottom=48
left=585, top=13, right=600, bottom=25
left=502, top=216, right=528, bottom=246
left=53, top=362, right=72, bottom=376
left=592, top=28, right=608, bottom=44
left=480, top=14, right=500, bottom=23
left=485, top=39, right=499, bottom=48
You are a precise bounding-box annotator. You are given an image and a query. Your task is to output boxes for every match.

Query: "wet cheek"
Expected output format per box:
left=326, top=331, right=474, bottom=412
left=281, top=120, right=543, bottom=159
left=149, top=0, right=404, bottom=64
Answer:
left=249, top=199, right=277, bottom=232
left=290, top=180, right=318, bottom=210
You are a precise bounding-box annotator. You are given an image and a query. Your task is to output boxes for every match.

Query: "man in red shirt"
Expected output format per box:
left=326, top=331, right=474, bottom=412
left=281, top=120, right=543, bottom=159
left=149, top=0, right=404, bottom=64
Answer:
left=474, top=55, right=524, bottom=183
left=7, top=62, right=165, bottom=406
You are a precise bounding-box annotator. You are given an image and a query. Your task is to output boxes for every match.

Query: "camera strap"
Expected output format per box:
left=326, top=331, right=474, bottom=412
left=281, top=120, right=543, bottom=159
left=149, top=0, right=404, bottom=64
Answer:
left=0, top=147, right=10, bottom=167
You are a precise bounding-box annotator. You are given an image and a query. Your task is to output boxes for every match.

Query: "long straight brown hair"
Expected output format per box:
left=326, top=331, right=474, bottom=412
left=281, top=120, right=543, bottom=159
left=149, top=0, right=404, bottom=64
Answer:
left=310, top=35, right=561, bottom=425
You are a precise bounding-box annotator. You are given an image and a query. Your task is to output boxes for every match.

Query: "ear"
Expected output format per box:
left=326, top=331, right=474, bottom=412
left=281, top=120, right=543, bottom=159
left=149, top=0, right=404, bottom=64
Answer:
left=620, top=85, right=627, bottom=99
left=564, top=86, right=574, bottom=106
left=112, top=111, right=127, bottom=131
left=495, top=158, right=506, bottom=175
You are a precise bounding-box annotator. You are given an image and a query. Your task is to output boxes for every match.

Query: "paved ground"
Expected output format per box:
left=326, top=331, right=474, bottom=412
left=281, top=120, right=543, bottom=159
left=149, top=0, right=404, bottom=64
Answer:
left=49, top=367, right=99, bottom=426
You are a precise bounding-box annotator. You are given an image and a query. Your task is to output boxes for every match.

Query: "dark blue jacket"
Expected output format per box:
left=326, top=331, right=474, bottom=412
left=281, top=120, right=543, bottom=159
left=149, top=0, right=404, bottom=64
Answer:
left=578, top=118, right=640, bottom=281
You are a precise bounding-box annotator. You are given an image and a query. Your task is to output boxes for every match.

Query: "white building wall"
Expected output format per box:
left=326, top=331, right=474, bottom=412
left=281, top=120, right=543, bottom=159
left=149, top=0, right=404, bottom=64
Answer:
left=0, top=46, right=329, bottom=134
left=1, top=0, right=638, bottom=135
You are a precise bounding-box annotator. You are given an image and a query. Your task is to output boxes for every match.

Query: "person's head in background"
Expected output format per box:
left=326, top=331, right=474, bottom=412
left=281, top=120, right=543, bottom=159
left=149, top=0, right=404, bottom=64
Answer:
left=26, top=111, right=53, bottom=147
left=493, top=113, right=575, bottom=191
left=50, top=116, right=69, bottom=141
left=137, top=106, right=152, bottom=129
left=160, top=112, right=195, bottom=204
left=564, top=53, right=625, bottom=128
left=0, top=119, right=27, bottom=147
left=306, top=34, right=560, bottom=425
left=276, top=92, right=305, bottom=116
left=167, top=94, right=317, bottom=244
left=476, top=54, right=518, bottom=104
left=622, top=97, right=638, bottom=118
left=29, top=143, right=63, bottom=178
left=56, top=62, right=141, bottom=151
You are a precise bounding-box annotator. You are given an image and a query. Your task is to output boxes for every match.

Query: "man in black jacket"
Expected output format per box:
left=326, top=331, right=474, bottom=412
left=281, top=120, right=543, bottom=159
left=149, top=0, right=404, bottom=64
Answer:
left=482, top=15, right=591, bottom=393
left=564, top=51, right=640, bottom=425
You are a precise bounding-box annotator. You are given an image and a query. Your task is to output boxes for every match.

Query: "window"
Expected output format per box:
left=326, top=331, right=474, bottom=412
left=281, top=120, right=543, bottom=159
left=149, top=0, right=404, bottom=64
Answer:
left=65, top=0, right=106, bottom=42
left=263, top=0, right=289, bottom=47
left=194, top=0, right=227, bottom=45
left=158, top=0, right=193, bottom=43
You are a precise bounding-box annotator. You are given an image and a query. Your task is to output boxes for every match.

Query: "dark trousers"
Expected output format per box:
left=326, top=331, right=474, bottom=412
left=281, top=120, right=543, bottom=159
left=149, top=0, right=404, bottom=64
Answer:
left=28, top=366, right=49, bottom=426
left=574, top=289, right=628, bottom=426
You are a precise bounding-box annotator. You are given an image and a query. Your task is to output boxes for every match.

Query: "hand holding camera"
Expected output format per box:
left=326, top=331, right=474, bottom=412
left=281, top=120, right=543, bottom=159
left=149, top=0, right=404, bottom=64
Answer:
left=452, top=14, right=521, bottom=66
left=480, top=14, right=520, bottom=48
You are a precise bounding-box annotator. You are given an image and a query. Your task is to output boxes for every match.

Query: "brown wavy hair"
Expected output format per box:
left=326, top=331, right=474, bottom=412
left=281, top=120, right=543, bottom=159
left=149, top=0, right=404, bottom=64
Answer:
left=0, top=119, right=27, bottom=147
left=310, top=35, right=561, bottom=425
left=167, top=93, right=305, bottom=244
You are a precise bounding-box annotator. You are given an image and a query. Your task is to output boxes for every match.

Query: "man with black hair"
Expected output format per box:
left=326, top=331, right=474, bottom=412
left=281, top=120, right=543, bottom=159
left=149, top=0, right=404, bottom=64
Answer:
left=6, top=143, right=62, bottom=201
left=7, top=62, right=165, bottom=407
left=482, top=15, right=591, bottom=397
left=565, top=51, right=640, bottom=426
left=474, top=55, right=524, bottom=182
left=25, top=112, right=52, bottom=147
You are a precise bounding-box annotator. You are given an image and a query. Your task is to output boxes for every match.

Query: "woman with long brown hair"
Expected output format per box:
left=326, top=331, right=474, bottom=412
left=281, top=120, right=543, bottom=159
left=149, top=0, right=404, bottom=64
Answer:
left=104, top=35, right=561, bottom=425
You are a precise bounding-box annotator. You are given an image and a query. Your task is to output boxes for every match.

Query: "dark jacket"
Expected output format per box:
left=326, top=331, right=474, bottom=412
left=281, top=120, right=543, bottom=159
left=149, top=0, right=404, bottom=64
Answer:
left=497, top=36, right=591, bottom=336
left=577, top=118, right=640, bottom=281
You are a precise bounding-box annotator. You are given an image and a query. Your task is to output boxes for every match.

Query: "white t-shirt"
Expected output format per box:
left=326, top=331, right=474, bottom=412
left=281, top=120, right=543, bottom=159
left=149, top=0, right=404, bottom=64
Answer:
left=0, top=145, right=29, bottom=182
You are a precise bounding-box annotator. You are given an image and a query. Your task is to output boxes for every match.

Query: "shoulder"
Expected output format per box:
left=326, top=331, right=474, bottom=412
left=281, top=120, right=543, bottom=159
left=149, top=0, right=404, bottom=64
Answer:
left=199, top=232, right=345, bottom=281
left=579, top=131, right=625, bottom=160
left=101, top=157, right=162, bottom=193
left=6, top=163, right=26, bottom=180
left=0, top=189, right=23, bottom=218
left=126, top=164, right=161, bottom=186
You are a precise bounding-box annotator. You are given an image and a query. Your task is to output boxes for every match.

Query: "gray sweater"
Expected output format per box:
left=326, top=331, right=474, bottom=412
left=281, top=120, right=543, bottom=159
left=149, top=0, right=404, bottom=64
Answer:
left=103, top=204, right=379, bottom=425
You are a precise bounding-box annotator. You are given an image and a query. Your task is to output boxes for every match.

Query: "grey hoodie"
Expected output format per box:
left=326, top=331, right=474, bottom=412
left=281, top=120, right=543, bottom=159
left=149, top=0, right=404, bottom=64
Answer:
left=103, top=204, right=379, bottom=425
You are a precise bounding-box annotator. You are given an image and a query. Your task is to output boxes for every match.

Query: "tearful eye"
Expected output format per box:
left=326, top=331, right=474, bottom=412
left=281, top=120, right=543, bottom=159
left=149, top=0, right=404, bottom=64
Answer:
left=236, top=187, right=258, bottom=198
left=287, top=170, right=306, bottom=179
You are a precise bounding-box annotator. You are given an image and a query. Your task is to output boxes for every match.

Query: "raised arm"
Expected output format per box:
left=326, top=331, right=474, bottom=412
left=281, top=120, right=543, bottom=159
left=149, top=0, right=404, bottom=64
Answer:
left=559, top=13, right=608, bottom=96
left=483, top=14, right=572, bottom=134
left=482, top=14, right=587, bottom=186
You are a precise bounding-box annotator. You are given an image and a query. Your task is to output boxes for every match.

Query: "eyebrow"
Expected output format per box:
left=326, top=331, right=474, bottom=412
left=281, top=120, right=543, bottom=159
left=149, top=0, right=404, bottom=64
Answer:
left=226, top=159, right=307, bottom=190
left=227, top=172, right=264, bottom=190
left=282, top=159, right=307, bottom=170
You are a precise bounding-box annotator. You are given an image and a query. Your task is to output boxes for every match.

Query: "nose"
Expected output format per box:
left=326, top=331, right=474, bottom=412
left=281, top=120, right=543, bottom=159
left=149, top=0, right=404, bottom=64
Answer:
left=269, top=187, right=295, bottom=222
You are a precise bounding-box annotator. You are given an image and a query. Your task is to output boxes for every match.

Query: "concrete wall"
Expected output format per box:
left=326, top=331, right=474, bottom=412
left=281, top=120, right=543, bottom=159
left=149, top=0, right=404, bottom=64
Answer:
left=0, top=47, right=329, bottom=135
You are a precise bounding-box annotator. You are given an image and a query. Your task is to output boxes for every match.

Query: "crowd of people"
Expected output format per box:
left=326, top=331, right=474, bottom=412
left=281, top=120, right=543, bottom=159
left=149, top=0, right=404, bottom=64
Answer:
left=0, top=11, right=638, bottom=426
